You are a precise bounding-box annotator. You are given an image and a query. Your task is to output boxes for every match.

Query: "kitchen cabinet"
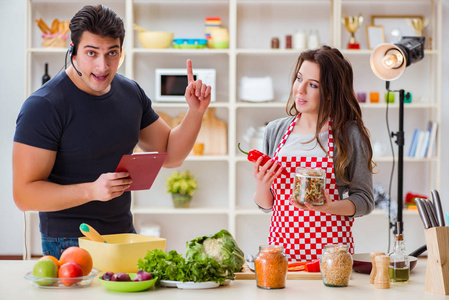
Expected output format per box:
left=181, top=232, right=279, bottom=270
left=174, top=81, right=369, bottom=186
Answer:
left=24, top=0, right=441, bottom=258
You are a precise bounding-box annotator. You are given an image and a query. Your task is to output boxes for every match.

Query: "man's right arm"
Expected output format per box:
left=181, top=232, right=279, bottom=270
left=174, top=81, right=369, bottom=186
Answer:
left=13, top=142, right=132, bottom=212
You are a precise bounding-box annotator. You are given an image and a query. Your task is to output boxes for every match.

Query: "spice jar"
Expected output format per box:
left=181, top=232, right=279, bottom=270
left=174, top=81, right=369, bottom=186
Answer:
left=320, top=244, right=353, bottom=287
left=292, top=167, right=325, bottom=205
left=255, top=245, right=288, bottom=289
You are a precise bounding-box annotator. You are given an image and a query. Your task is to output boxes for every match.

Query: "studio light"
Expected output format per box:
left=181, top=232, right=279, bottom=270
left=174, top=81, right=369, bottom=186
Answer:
left=369, top=36, right=425, bottom=238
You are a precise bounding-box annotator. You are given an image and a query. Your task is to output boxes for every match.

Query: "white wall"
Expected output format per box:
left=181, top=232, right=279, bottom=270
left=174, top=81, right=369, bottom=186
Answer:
left=0, top=1, right=448, bottom=256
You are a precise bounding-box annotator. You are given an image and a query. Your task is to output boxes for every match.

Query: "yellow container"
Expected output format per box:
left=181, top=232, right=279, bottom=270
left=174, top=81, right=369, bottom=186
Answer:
left=137, top=31, right=174, bottom=49
left=79, top=233, right=166, bottom=273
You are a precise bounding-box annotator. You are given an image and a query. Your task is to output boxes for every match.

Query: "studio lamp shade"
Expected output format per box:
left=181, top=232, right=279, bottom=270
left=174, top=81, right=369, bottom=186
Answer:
left=370, top=36, right=425, bottom=81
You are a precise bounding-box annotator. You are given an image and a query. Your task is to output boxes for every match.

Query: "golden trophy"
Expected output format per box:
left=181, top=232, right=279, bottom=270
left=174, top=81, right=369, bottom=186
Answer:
left=342, top=14, right=363, bottom=49
left=406, top=18, right=428, bottom=36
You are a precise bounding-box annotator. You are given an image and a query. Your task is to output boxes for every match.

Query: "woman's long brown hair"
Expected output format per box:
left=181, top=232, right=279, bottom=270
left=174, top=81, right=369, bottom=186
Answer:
left=286, top=46, right=376, bottom=182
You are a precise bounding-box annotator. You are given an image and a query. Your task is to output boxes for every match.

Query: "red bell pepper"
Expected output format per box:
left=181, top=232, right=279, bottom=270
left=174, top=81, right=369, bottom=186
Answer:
left=305, top=259, right=320, bottom=272
left=238, top=143, right=289, bottom=177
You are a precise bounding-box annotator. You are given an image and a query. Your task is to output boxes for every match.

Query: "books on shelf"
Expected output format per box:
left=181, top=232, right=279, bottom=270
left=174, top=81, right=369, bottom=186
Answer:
left=407, top=121, right=438, bottom=158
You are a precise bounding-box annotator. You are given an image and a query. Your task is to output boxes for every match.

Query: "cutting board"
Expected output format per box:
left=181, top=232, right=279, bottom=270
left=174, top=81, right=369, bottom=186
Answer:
left=172, top=108, right=227, bottom=155
left=235, top=265, right=322, bottom=280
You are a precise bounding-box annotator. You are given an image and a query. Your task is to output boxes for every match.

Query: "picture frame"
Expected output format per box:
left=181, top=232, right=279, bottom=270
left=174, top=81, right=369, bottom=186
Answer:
left=366, top=25, right=385, bottom=50
left=371, top=15, right=424, bottom=44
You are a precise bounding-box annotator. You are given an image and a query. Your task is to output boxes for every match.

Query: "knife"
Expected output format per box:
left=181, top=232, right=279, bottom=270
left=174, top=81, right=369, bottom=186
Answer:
left=423, top=198, right=439, bottom=227
left=431, top=190, right=445, bottom=226
left=415, top=198, right=431, bottom=229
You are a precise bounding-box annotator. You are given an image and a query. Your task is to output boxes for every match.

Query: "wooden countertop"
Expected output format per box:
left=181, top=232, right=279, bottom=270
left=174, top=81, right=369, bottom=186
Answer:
left=0, top=258, right=445, bottom=299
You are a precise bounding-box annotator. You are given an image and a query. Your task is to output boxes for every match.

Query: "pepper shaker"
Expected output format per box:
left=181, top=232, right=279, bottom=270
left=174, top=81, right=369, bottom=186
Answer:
left=370, top=251, right=385, bottom=284
left=374, top=255, right=390, bottom=289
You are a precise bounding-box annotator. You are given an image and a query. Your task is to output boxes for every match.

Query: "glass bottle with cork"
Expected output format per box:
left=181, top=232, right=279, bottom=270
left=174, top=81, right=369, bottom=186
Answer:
left=388, top=233, right=410, bottom=282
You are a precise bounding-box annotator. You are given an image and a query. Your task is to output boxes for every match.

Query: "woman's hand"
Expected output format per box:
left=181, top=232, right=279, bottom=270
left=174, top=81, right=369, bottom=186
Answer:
left=290, top=191, right=356, bottom=216
left=290, top=190, right=332, bottom=212
left=253, top=156, right=283, bottom=190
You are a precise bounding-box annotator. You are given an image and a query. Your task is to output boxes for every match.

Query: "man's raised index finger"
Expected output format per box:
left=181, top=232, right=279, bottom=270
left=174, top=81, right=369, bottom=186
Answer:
left=186, top=59, right=194, bottom=84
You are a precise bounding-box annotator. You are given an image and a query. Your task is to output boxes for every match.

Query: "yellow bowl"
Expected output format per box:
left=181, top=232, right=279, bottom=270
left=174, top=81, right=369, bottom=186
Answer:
left=79, top=234, right=166, bottom=273
left=137, top=31, right=174, bottom=49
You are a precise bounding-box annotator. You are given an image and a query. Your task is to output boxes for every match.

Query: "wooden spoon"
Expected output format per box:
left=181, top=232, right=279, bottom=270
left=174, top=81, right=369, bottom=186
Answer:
left=79, top=223, right=107, bottom=243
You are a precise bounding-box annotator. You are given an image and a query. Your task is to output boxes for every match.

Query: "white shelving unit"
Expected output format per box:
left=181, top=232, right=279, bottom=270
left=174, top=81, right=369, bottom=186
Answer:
left=24, top=0, right=441, bottom=258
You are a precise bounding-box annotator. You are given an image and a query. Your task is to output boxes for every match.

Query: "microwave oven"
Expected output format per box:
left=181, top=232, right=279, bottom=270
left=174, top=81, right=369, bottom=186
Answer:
left=155, top=68, right=216, bottom=102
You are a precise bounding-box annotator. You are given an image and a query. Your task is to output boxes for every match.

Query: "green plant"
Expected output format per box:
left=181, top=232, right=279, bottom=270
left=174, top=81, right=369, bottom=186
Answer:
left=166, top=170, right=198, bottom=196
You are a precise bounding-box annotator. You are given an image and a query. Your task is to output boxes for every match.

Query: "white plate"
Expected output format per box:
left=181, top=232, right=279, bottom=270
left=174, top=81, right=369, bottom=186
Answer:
left=176, top=281, right=220, bottom=289
left=160, top=280, right=179, bottom=288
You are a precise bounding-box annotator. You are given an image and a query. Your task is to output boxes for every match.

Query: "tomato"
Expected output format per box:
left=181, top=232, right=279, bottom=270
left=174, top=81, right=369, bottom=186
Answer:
left=58, top=262, right=83, bottom=286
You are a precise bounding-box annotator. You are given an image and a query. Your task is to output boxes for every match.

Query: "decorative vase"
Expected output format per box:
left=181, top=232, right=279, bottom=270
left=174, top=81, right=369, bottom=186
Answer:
left=171, top=193, right=192, bottom=208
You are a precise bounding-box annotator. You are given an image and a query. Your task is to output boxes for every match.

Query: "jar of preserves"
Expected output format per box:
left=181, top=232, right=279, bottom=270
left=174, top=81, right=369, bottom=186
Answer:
left=255, top=245, right=288, bottom=289
left=292, top=167, right=325, bottom=205
left=320, top=244, right=353, bottom=287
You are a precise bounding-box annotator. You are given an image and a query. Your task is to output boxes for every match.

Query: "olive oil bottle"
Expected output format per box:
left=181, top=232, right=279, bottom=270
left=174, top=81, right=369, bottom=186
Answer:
left=388, top=234, right=410, bottom=282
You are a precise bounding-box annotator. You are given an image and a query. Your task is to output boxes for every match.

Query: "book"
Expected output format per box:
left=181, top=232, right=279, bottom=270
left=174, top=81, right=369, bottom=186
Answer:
left=426, top=121, right=438, bottom=158
left=115, top=152, right=167, bottom=191
left=408, top=129, right=420, bottom=157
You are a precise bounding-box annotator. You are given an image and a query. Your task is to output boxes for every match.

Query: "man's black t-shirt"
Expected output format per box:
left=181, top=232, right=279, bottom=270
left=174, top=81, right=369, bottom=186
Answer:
left=14, top=71, right=159, bottom=237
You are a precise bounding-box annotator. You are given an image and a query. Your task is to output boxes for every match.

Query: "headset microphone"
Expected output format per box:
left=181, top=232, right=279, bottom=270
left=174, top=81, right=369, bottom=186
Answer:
left=69, top=45, right=82, bottom=77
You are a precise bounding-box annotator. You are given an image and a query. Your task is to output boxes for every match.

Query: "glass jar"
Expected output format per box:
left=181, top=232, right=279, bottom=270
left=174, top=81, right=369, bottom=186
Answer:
left=320, top=244, right=353, bottom=287
left=292, top=167, right=325, bottom=205
left=254, top=245, right=288, bottom=289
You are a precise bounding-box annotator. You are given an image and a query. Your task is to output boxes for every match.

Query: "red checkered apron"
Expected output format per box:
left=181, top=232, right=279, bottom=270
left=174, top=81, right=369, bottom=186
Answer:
left=268, top=114, right=354, bottom=262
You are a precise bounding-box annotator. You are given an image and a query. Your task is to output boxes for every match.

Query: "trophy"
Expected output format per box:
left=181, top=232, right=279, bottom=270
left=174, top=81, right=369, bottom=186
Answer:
left=406, top=18, right=428, bottom=36
left=342, top=14, right=363, bottom=49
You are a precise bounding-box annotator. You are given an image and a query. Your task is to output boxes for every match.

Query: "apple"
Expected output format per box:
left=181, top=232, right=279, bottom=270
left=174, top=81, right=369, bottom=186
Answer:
left=58, top=262, right=83, bottom=286
left=33, top=259, right=58, bottom=286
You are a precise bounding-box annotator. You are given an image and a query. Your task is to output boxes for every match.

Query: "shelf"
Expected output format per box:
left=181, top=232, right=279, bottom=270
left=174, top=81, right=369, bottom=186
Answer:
left=24, top=0, right=441, bottom=259
left=132, top=207, right=229, bottom=214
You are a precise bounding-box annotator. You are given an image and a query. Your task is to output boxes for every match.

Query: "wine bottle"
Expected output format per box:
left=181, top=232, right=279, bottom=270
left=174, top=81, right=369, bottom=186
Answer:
left=42, top=63, right=51, bottom=85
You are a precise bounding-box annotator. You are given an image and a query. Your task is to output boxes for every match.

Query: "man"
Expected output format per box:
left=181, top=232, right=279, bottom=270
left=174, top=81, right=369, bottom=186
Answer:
left=13, top=5, right=211, bottom=258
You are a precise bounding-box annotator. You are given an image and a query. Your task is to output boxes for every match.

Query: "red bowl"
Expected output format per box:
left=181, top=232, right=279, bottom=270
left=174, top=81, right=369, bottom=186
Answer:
left=352, top=253, right=418, bottom=274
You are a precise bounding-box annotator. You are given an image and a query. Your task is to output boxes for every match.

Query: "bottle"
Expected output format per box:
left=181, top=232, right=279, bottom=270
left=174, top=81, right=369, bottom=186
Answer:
left=254, top=245, right=288, bottom=289
left=388, top=233, right=410, bottom=282
left=42, top=63, right=51, bottom=85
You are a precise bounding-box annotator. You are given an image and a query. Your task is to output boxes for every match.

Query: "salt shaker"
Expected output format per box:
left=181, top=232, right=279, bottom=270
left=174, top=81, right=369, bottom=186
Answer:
left=374, top=255, right=390, bottom=289
left=370, top=251, right=385, bottom=284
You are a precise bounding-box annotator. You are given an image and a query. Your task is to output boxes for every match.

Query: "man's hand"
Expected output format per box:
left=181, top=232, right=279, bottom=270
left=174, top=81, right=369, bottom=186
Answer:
left=90, top=172, right=132, bottom=201
left=185, top=59, right=211, bottom=113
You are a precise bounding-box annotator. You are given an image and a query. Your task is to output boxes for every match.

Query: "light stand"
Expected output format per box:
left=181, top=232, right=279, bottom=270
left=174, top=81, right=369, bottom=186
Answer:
left=370, top=36, right=425, bottom=246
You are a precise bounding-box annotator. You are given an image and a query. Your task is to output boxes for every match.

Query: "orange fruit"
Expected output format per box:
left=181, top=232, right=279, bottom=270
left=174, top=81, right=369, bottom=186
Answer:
left=41, top=255, right=60, bottom=269
left=59, top=246, right=93, bottom=276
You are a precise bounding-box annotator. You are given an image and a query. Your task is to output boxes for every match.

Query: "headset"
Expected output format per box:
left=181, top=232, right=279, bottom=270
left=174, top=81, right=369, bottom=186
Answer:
left=65, top=43, right=82, bottom=76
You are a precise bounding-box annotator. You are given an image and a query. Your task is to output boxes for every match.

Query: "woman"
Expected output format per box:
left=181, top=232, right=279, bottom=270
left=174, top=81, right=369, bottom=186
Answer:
left=253, top=46, right=375, bottom=262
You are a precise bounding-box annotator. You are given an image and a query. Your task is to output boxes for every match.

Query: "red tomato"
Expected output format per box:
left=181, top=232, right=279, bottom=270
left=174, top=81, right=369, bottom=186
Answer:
left=58, top=262, right=83, bottom=286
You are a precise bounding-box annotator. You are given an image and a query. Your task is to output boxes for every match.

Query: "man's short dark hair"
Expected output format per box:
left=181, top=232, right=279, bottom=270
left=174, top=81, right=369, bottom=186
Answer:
left=69, top=4, right=125, bottom=55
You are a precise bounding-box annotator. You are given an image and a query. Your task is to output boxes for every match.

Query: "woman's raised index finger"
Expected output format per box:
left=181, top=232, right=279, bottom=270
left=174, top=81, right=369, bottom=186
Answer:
left=186, top=59, right=194, bottom=84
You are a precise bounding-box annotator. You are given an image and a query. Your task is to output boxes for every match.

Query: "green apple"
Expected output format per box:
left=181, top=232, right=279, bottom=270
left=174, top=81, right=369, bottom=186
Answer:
left=33, top=259, right=58, bottom=286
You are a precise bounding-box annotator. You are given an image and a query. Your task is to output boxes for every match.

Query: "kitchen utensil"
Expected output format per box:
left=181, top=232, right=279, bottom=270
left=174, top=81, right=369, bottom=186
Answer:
left=79, top=223, right=106, bottom=243
left=431, top=189, right=445, bottom=226
left=79, top=234, right=166, bottom=273
left=369, top=251, right=385, bottom=284
left=245, top=254, right=255, bottom=271
left=424, top=226, right=449, bottom=295
left=98, top=274, right=157, bottom=292
left=423, top=198, right=439, bottom=227
left=352, top=253, right=418, bottom=274
left=374, top=255, right=390, bottom=289
left=415, top=198, right=432, bottom=229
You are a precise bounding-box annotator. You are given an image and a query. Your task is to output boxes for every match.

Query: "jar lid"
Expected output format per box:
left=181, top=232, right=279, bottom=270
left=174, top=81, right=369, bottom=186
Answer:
left=295, top=167, right=325, bottom=178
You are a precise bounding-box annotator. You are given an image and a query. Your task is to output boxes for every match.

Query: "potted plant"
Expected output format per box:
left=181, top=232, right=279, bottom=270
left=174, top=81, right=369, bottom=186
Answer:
left=166, top=170, right=198, bottom=208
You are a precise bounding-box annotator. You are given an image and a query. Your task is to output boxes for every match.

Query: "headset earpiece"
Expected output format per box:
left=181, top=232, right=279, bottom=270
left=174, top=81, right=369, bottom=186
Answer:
left=68, top=43, right=82, bottom=77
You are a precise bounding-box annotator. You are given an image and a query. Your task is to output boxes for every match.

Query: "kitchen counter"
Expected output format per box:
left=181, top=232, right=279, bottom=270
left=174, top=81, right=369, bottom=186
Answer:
left=0, top=259, right=445, bottom=299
